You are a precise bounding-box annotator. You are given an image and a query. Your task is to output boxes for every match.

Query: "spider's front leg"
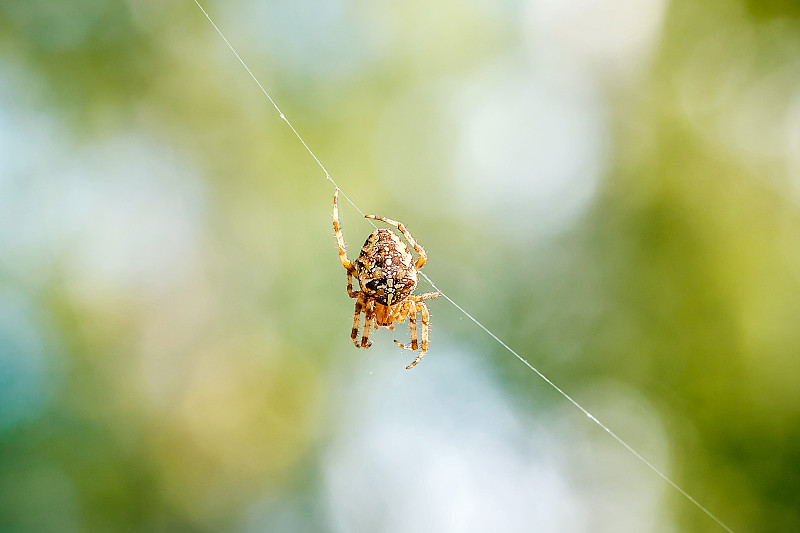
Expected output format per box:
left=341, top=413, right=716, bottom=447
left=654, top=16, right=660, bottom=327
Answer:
left=365, top=214, right=429, bottom=270
left=416, top=291, right=440, bottom=301
left=333, top=189, right=355, bottom=274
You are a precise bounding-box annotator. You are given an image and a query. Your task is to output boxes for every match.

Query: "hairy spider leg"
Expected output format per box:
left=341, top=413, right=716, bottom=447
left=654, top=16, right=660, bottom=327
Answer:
left=361, top=298, right=375, bottom=348
left=405, top=301, right=432, bottom=369
left=351, top=294, right=364, bottom=347
left=333, top=189, right=355, bottom=273
left=416, top=291, right=441, bottom=301
left=387, top=301, right=411, bottom=331
left=393, top=299, right=419, bottom=352
left=365, top=214, right=429, bottom=270
left=346, top=271, right=358, bottom=298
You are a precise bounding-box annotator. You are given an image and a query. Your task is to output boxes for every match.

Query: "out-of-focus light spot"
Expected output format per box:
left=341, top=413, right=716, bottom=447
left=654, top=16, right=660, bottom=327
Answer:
left=0, top=70, right=65, bottom=283
left=0, top=291, right=55, bottom=431
left=153, top=339, right=320, bottom=522
left=243, top=495, right=317, bottom=533
left=57, top=135, right=206, bottom=292
left=465, top=0, right=520, bottom=21
left=525, top=0, right=667, bottom=83
left=323, top=347, right=673, bottom=532
left=559, top=381, right=672, bottom=533
left=324, top=348, right=581, bottom=532
left=715, top=71, right=794, bottom=162
left=0, top=77, right=206, bottom=293
left=228, top=0, right=391, bottom=79
left=451, top=63, right=606, bottom=239
left=676, top=26, right=756, bottom=123
left=677, top=24, right=800, bottom=190
left=784, top=93, right=800, bottom=199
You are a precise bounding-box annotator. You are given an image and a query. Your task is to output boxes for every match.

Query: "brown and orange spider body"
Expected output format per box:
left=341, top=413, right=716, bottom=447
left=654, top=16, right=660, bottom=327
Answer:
left=333, top=189, right=439, bottom=369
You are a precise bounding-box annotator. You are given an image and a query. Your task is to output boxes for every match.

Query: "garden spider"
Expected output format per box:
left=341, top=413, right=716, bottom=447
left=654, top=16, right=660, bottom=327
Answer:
left=333, top=189, right=440, bottom=369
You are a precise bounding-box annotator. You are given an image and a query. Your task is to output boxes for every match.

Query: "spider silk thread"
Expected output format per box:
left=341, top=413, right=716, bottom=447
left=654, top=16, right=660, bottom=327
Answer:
left=190, top=3, right=736, bottom=532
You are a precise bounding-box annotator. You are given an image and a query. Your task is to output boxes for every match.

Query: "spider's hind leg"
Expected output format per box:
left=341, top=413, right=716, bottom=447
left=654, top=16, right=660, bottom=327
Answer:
left=351, top=294, right=364, bottom=347
left=360, top=299, right=375, bottom=348
left=403, top=301, right=432, bottom=369
left=393, top=300, right=419, bottom=352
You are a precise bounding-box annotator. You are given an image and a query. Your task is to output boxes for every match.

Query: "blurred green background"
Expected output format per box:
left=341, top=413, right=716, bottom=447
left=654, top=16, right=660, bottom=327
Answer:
left=1, top=0, right=800, bottom=531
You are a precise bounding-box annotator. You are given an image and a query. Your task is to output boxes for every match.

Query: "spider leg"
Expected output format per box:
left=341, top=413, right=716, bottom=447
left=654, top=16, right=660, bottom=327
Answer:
left=333, top=189, right=355, bottom=273
left=346, top=271, right=359, bottom=298
left=418, top=301, right=431, bottom=355
left=364, top=214, right=429, bottom=270
left=391, top=301, right=411, bottom=325
left=416, top=291, right=440, bottom=301
left=393, top=300, right=418, bottom=352
left=405, top=301, right=431, bottom=369
left=361, top=299, right=375, bottom=348
left=389, top=301, right=410, bottom=329
left=351, top=294, right=364, bottom=347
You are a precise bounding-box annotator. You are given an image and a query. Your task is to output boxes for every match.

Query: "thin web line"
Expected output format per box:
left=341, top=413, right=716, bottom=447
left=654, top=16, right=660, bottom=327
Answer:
left=190, top=3, right=735, bottom=532
left=420, top=271, right=733, bottom=532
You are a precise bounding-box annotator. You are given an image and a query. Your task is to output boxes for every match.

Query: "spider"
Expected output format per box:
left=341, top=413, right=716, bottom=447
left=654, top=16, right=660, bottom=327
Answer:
left=333, top=188, right=440, bottom=369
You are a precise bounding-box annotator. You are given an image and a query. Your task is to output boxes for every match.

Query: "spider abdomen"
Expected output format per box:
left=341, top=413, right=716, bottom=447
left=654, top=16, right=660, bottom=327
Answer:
left=355, top=229, right=417, bottom=306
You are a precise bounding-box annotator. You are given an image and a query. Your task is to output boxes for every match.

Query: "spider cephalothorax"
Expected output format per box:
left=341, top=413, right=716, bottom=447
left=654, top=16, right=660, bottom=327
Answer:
left=333, top=189, right=439, bottom=369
